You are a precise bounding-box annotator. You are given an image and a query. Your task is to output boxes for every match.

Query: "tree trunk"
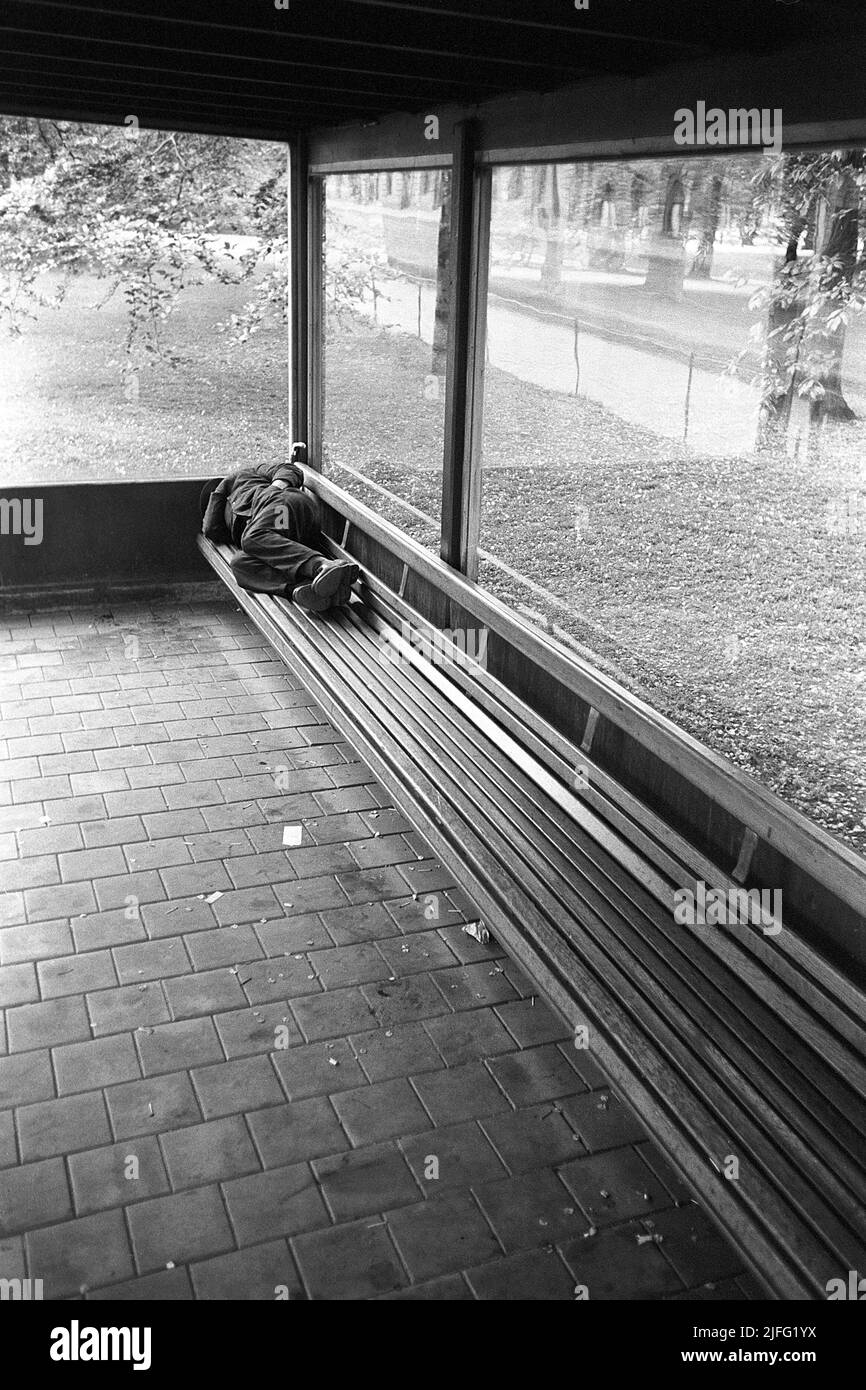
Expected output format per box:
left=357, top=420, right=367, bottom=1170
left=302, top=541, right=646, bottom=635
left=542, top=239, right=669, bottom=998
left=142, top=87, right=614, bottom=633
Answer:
left=507, top=166, right=524, bottom=200
left=758, top=218, right=805, bottom=451
left=540, top=165, right=563, bottom=292
left=690, top=176, right=722, bottom=279
left=643, top=164, right=687, bottom=298
left=430, top=172, right=452, bottom=378
left=807, top=167, right=860, bottom=424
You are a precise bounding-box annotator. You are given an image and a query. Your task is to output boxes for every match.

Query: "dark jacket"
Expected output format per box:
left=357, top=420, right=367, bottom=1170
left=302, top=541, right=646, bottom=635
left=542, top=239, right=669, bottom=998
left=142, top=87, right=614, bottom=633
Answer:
left=201, top=462, right=305, bottom=545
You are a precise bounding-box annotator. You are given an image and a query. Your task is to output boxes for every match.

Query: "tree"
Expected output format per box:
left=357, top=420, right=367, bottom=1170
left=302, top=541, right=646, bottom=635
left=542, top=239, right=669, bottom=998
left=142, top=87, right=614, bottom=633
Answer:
left=804, top=155, right=862, bottom=423
left=322, top=204, right=398, bottom=339
left=735, top=149, right=866, bottom=441
left=430, top=171, right=453, bottom=379
left=539, top=164, right=563, bottom=292
left=642, top=162, right=688, bottom=298
left=689, top=171, right=723, bottom=279
left=0, top=117, right=288, bottom=377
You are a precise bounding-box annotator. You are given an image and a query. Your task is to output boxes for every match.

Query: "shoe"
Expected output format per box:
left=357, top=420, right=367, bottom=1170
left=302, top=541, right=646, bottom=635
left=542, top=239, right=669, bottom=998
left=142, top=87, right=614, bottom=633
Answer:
left=293, top=560, right=358, bottom=613
left=334, top=572, right=358, bottom=607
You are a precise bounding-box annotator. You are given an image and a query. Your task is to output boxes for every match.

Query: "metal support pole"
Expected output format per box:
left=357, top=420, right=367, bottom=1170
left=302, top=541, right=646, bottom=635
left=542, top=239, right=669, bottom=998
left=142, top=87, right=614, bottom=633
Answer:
left=289, top=134, right=310, bottom=452
left=440, top=119, right=489, bottom=580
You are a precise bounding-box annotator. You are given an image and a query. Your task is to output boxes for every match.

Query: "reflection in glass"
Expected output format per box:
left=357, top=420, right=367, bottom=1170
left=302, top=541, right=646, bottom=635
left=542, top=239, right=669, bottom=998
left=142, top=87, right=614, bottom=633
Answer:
left=322, top=170, right=452, bottom=551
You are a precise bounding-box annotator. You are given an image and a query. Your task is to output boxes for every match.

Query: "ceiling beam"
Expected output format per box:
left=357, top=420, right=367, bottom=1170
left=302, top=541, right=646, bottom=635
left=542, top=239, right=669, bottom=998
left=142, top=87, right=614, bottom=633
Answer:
left=1, top=42, right=503, bottom=100
left=0, top=81, right=331, bottom=129
left=337, top=0, right=710, bottom=50
left=0, top=23, right=538, bottom=90
left=3, top=64, right=401, bottom=116
left=3, top=0, right=600, bottom=76
left=0, top=94, right=297, bottom=140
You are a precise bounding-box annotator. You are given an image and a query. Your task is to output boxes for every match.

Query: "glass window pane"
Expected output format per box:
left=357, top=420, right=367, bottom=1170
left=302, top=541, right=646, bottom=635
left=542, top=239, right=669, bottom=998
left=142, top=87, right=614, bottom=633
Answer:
left=479, top=153, right=866, bottom=854
left=321, top=169, right=451, bottom=550
left=0, top=117, right=289, bottom=485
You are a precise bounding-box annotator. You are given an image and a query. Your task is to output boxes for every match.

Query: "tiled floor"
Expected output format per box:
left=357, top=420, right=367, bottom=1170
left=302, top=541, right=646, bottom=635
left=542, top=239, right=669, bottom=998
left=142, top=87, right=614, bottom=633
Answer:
left=0, top=596, right=759, bottom=1299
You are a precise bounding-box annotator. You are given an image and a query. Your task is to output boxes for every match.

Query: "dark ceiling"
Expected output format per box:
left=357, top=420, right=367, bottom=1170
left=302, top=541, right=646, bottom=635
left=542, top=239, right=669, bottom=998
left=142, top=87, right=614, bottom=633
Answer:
left=0, top=0, right=863, bottom=140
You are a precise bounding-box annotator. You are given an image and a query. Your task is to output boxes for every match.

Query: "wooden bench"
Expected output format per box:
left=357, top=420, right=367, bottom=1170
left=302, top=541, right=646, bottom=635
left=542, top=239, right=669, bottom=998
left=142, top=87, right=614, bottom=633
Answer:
left=198, top=472, right=866, bottom=1301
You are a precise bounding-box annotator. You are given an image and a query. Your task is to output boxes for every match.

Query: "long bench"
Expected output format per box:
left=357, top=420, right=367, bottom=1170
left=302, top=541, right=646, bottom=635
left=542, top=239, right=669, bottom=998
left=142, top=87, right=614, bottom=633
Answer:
left=197, top=472, right=866, bottom=1301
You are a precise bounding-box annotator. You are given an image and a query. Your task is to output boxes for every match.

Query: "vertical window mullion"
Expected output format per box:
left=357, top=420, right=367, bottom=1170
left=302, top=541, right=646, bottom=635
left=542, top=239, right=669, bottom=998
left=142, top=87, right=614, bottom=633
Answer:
left=289, top=134, right=310, bottom=450
left=461, top=163, right=492, bottom=582
left=307, top=174, right=325, bottom=470
left=440, top=119, right=477, bottom=573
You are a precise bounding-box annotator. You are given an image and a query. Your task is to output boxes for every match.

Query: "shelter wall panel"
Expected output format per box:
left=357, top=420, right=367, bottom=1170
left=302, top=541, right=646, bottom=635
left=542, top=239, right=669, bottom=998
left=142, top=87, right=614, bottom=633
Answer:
left=349, top=530, right=406, bottom=599
left=483, top=632, right=591, bottom=752
left=590, top=719, right=744, bottom=872
left=0, top=482, right=208, bottom=597
left=402, top=570, right=450, bottom=631
left=749, top=842, right=866, bottom=985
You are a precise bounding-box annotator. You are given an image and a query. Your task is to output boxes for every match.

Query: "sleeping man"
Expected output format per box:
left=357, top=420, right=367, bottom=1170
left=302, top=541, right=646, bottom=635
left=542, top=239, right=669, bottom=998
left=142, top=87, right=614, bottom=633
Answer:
left=200, top=458, right=358, bottom=613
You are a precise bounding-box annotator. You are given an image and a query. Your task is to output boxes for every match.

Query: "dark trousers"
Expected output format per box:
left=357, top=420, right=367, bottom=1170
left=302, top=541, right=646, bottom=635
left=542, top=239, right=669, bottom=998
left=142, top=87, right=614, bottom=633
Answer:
left=229, top=492, right=323, bottom=596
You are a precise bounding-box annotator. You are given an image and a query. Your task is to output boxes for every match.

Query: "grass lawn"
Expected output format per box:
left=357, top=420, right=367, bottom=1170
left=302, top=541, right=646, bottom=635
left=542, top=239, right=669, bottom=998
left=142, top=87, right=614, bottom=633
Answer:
left=0, top=270, right=290, bottom=483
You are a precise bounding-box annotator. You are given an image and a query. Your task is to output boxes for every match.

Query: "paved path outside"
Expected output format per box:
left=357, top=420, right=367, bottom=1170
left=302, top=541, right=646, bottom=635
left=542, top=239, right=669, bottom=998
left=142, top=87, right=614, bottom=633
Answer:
left=0, top=595, right=760, bottom=1300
